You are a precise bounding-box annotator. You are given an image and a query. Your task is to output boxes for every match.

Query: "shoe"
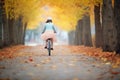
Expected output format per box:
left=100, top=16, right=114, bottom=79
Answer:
left=51, top=48, right=53, bottom=50
left=44, top=46, right=47, bottom=49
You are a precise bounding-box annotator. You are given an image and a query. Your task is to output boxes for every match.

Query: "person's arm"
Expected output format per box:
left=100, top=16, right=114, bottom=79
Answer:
left=42, top=26, right=46, bottom=33
left=52, top=26, right=56, bottom=33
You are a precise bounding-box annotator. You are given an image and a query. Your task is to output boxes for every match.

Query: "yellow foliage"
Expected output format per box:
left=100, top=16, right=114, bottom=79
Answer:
left=4, top=0, right=102, bottom=31
left=5, top=0, right=40, bottom=29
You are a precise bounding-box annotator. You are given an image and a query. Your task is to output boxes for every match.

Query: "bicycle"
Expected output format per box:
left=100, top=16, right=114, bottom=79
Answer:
left=46, top=38, right=52, bottom=56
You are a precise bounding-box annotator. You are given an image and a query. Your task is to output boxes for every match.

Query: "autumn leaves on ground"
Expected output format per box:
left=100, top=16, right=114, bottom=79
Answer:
left=1, top=45, right=120, bottom=68
left=0, top=45, right=120, bottom=80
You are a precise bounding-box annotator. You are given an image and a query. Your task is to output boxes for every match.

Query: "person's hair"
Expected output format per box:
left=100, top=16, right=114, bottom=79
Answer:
left=46, top=19, right=52, bottom=23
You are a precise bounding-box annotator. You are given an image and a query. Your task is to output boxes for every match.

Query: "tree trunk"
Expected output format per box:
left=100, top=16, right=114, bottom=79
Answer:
left=8, top=18, right=14, bottom=45
left=68, top=30, right=75, bottom=45
left=0, top=2, right=3, bottom=48
left=13, top=19, right=19, bottom=45
left=82, top=15, right=93, bottom=47
left=0, top=0, right=4, bottom=48
left=3, top=13, right=10, bottom=46
left=10, top=16, right=24, bottom=45
left=102, top=0, right=117, bottom=52
left=94, top=4, right=103, bottom=48
left=75, top=20, right=83, bottom=45
left=74, top=25, right=79, bottom=45
left=22, top=22, right=27, bottom=44
left=3, top=0, right=11, bottom=46
left=114, top=0, right=120, bottom=54
left=8, top=18, right=23, bottom=45
left=17, top=16, right=23, bottom=44
left=0, top=18, right=3, bottom=48
left=6, top=16, right=24, bottom=45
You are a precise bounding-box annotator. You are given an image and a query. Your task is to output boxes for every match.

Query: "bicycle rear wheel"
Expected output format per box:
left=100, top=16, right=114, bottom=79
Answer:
left=47, top=40, right=51, bottom=56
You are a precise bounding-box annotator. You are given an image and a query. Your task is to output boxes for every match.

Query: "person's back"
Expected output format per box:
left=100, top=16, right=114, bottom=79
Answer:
left=45, top=22, right=54, bottom=31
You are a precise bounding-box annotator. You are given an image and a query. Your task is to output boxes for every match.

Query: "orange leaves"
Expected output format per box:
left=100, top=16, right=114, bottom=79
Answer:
left=70, top=46, right=120, bottom=68
left=0, top=45, right=26, bottom=60
left=0, top=66, right=5, bottom=69
left=112, top=59, right=120, bottom=68
left=111, top=71, right=120, bottom=75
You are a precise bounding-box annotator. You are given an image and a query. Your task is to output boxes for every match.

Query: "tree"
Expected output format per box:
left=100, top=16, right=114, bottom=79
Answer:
left=94, top=4, right=103, bottom=48
left=0, top=0, right=10, bottom=48
left=0, top=0, right=3, bottom=48
left=3, top=11, right=9, bottom=46
left=72, top=0, right=102, bottom=47
left=8, top=18, right=14, bottom=45
left=102, top=0, right=117, bottom=52
left=82, top=15, right=93, bottom=47
left=68, top=30, right=75, bottom=45
left=114, top=0, right=120, bottom=53
left=75, top=19, right=83, bottom=45
left=4, top=0, right=40, bottom=45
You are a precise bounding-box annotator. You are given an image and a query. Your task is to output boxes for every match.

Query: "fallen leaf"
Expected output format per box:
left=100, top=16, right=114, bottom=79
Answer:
left=105, top=62, right=111, bottom=65
left=101, top=58, right=107, bottom=62
left=51, top=65, right=57, bottom=70
left=0, top=66, right=5, bottom=69
left=29, top=57, right=33, bottom=62
left=0, top=78, right=10, bottom=80
left=24, top=60, right=29, bottom=63
left=40, top=60, right=46, bottom=64
left=68, top=63, right=75, bottom=66
left=111, top=71, right=120, bottom=75
left=73, top=77, right=79, bottom=80
left=87, top=69, right=91, bottom=72
left=34, top=64, right=41, bottom=67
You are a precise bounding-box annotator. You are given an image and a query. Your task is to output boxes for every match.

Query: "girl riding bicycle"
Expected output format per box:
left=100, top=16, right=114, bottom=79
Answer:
left=41, top=17, right=57, bottom=50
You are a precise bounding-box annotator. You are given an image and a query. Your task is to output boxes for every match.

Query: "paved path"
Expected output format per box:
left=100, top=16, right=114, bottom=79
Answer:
left=0, top=46, right=120, bottom=80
